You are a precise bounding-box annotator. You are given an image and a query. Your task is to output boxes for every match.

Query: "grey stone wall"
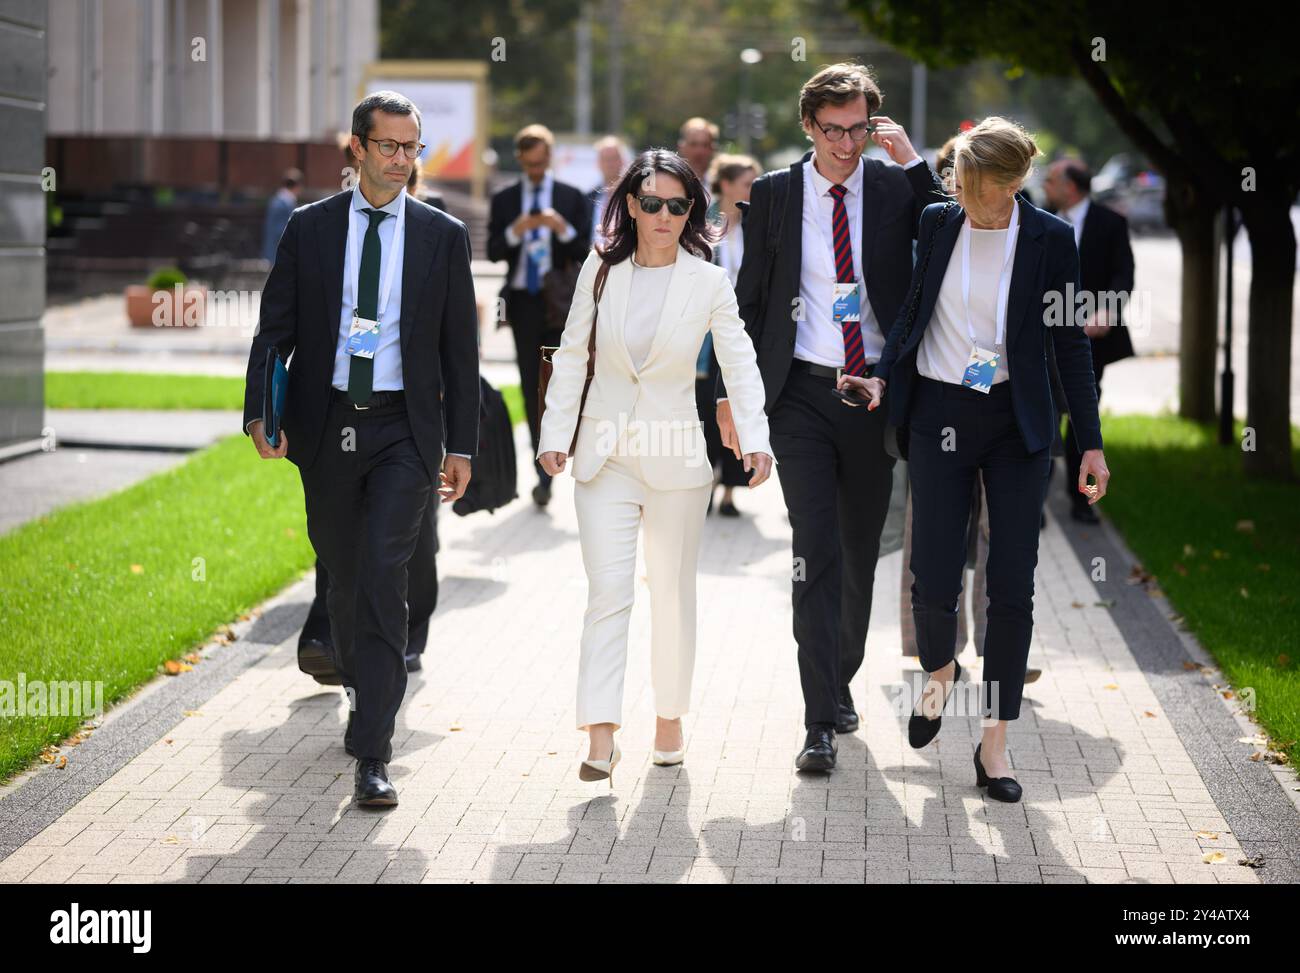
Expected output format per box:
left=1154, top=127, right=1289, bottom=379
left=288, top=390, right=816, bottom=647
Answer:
left=0, top=0, right=46, bottom=449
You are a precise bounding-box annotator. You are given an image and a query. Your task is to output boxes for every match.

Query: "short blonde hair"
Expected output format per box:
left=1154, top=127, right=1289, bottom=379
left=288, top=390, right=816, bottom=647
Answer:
left=514, top=123, right=555, bottom=154
left=946, top=117, right=1039, bottom=197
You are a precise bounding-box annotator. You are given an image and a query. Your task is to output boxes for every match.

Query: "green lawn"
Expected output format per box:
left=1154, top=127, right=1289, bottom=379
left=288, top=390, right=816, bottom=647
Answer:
left=0, top=434, right=315, bottom=782
left=1098, top=415, right=1300, bottom=769
left=46, top=370, right=525, bottom=425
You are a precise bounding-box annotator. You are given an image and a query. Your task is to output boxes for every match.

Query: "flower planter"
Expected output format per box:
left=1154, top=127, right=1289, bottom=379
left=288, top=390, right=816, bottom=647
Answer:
left=125, top=284, right=208, bottom=329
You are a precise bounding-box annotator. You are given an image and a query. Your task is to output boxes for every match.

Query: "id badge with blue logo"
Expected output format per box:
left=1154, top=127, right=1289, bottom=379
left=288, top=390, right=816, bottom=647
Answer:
left=831, top=281, right=860, bottom=323
left=961, top=343, right=999, bottom=393
left=344, top=313, right=380, bottom=360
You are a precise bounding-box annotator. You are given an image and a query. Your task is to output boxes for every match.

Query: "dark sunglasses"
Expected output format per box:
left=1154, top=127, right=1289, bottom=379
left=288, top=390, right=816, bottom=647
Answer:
left=637, top=194, right=692, bottom=216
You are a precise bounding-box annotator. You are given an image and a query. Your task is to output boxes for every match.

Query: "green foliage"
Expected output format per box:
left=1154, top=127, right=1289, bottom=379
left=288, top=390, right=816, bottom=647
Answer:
left=145, top=267, right=188, bottom=291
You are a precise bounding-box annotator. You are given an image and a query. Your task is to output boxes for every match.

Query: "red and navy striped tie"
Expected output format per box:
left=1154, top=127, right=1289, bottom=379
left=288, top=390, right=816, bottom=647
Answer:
left=828, top=183, right=866, bottom=377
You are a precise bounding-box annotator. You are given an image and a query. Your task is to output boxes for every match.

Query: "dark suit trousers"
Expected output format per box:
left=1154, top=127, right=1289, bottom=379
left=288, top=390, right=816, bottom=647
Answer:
left=508, top=288, right=561, bottom=486
left=769, top=365, right=896, bottom=727
left=302, top=497, right=439, bottom=654
left=1064, top=363, right=1104, bottom=510
left=299, top=398, right=433, bottom=762
left=907, top=377, right=1050, bottom=721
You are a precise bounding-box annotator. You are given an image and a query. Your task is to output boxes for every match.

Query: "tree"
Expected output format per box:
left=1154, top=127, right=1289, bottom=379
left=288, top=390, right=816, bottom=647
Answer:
left=850, top=0, right=1298, bottom=479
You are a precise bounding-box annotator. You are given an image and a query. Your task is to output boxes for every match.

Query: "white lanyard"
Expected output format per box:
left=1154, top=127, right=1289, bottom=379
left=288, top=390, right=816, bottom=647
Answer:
left=346, top=188, right=406, bottom=322
left=960, top=201, right=1019, bottom=348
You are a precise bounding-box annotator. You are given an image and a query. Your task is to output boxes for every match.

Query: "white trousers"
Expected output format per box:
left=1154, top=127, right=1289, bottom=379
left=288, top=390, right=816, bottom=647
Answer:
left=572, top=451, right=712, bottom=730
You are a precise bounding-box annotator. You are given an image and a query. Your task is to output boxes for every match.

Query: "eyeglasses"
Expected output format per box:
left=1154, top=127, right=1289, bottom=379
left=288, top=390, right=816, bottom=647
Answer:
left=810, top=115, right=876, bottom=143
left=637, top=195, right=692, bottom=216
left=365, top=137, right=426, bottom=159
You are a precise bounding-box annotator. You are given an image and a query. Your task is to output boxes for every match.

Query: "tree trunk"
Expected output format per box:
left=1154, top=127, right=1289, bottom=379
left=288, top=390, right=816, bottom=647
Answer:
left=1164, top=178, right=1218, bottom=423
left=1239, top=196, right=1297, bottom=480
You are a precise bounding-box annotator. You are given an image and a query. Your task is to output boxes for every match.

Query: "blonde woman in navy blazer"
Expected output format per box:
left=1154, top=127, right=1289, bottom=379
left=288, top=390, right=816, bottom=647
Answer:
left=840, top=117, right=1111, bottom=803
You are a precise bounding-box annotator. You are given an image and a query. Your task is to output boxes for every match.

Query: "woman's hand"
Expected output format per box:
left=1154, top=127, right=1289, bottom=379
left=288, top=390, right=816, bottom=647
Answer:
left=743, top=452, right=773, bottom=488
left=539, top=451, right=567, bottom=477
left=836, top=374, right=886, bottom=410
left=1078, top=449, right=1110, bottom=504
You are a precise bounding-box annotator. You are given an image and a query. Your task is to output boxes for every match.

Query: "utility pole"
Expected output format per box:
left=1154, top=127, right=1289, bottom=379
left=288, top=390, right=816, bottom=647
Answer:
left=606, top=0, right=623, bottom=137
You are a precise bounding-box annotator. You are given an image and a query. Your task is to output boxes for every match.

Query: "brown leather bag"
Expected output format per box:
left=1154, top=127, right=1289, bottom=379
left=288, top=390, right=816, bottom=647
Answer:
left=539, top=260, right=611, bottom=456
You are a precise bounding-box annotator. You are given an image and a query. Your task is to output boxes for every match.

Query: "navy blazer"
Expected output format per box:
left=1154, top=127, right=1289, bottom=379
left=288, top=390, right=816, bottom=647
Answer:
left=243, top=190, right=481, bottom=481
left=876, top=197, right=1103, bottom=455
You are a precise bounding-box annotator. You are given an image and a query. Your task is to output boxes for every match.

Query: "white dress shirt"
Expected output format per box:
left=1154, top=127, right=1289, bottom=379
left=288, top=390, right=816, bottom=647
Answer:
left=1064, top=196, right=1090, bottom=247
left=331, top=184, right=407, bottom=393
left=503, top=170, right=577, bottom=291
left=916, top=224, right=1015, bottom=386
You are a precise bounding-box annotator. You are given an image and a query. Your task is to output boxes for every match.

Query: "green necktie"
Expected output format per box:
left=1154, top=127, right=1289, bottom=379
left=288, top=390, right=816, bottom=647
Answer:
left=347, top=207, right=391, bottom=405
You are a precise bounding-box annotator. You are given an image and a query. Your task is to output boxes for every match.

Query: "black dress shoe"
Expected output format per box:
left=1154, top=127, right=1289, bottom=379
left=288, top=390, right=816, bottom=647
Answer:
left=795, top=725, right=837, bottom=772
left=532, top=482, right=552, bottom=508
left=907, top=658, right=962, bottom=749
left=405, top=652, right=422, bottom=673
left=974, top=743, right=1022, bottom=803
left=836, top=687, right=859, bottom=734
left=1070, top=502, right=1100, bottom=524
left=298, top=638, right=343, bottom=685
left=718, top=499, right=740, bottom=517
left=354, top=758, right=398, bottom=807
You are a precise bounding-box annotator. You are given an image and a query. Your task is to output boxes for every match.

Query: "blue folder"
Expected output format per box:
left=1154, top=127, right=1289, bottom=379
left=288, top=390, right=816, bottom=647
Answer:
left=262, top=349, right=288, bottom=447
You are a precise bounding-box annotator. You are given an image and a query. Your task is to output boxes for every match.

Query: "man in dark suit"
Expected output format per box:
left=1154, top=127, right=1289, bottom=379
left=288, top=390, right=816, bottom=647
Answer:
left=261, top=168, right=302, bottom=263
left=488, top=124, right=592, bottom=508
left=1042, top=158, right=1135, bottom=523
left=244, top=90, right=479, bottom=807
left=717, top=63, right=944, bottom=771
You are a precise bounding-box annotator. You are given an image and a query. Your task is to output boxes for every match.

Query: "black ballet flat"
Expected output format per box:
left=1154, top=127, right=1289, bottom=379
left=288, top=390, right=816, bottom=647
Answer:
left=974, top=743, right=1023, bottom=803
left=907, top=658, right=962, bottom=749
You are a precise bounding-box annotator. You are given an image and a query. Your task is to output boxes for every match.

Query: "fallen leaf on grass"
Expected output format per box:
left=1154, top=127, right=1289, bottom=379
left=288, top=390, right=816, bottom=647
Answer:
left=130, top=564, right=144, bottom=574
left=183, top=652, right=202, bottom=664
left=162, top=660, right=193, bottom=675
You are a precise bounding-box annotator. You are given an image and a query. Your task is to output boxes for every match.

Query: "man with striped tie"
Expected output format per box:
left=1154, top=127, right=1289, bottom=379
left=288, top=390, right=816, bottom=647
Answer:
left=717, top=63, right=945, bottom=771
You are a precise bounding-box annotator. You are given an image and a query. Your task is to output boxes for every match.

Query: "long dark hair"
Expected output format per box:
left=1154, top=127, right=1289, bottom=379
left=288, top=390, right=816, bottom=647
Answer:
left=596, top=149, right=718, bottom=264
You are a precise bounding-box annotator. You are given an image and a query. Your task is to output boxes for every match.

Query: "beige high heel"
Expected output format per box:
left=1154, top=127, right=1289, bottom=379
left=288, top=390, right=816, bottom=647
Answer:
left=653, top=719, right=685, bottom=766
left=578, top=741, right=621, bottom=787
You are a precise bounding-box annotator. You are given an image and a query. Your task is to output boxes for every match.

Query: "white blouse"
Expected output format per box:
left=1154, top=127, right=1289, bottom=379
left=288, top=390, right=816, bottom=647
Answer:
left=624, top=256, right=674, bottom=370
left=917, top=225, right=1014, bottom=386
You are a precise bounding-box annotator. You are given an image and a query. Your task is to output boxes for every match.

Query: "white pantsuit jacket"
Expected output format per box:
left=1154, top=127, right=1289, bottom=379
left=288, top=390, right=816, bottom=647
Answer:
left=538, top=246, right=771, bottom=484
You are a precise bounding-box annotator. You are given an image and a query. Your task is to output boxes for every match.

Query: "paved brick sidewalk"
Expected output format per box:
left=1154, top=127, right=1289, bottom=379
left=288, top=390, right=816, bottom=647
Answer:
left=1, top=427, right=1294, bottom=884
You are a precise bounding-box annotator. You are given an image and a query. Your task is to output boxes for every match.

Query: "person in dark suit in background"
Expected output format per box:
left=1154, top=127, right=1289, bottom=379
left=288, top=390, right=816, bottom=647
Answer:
left=588, top=135, right=630, bottom=249
left=843, top=117, right=1111, bottom=803
left=488, top=124, right=593, bottom=509
left=244, top=90, right=480, bottom=807
left=716, top=62, right=945, bottom=772
left=261, top=168, right=302, bottom=264
left=1042, top=157, right=1135, bottom=523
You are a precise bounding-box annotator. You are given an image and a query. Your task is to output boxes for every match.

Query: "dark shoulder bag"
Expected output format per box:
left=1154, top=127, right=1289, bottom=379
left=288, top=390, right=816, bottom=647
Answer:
left=884, top=202, right=954, bottom=462
left=538, top=259, right=611, bottom=456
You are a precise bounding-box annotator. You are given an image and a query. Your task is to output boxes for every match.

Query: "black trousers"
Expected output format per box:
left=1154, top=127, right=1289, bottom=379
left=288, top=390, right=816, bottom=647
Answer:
left=299, top=397, right=433, bottom=762
left=696, top=355, right=749, bottom=489
left=1064, top=366, right=1104, bottom=510
left=507, top=288, right=562, bottom=487
left=301, top=498, right=438, bottom=655
left=769, top=363, right=897, bottom=727
left=907, top=376, right=1050, bottom=721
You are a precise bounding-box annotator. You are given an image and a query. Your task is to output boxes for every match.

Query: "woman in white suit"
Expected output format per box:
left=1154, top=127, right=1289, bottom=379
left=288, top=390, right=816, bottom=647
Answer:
left=539, top=149, right=773, bottom=784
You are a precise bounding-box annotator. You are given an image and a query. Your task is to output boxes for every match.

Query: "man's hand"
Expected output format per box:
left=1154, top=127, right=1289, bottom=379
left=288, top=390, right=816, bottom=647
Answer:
left=1083, top=307, right=1111, bottom=339
left=539, top=451, right=567, bottom=477
left=1078, top=448, right=1110, bottom=505
left=511, top=213, right=539, bottom=237
left=716, top=400, right=741, bottom=460
left=743, top=452, right=773, bottom=488
left=538, top=207, right=568, bottom=234
left=248, top=419, right=288, bottom=459
left=438, top=454, right=472, bottom=504
left=836, top=374, right=886, bottom=410
left=868, top=115, right=920, bottom=167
